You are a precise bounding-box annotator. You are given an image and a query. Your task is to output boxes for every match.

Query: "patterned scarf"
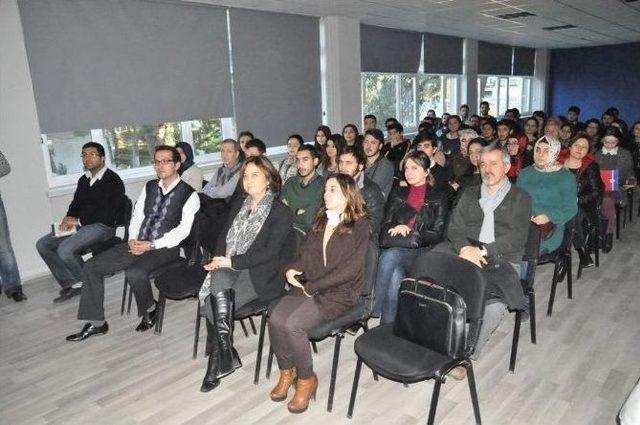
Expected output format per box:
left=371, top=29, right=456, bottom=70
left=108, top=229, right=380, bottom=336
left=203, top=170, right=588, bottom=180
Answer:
left=225, top=191, right=275, bottom=256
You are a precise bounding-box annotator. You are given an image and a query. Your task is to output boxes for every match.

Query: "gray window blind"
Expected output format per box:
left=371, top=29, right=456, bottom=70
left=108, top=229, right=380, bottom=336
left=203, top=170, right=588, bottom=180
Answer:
left=423, top=33, right=463, bottom=74
left=512, top=47, right=536, bottom=76
left=361, top=25, right=422, bottom=73
left=229, top=9, right=321, bottom=148
left=478, top=41, right=513, bottom=75
left=18, top=0, right=233, bottom=133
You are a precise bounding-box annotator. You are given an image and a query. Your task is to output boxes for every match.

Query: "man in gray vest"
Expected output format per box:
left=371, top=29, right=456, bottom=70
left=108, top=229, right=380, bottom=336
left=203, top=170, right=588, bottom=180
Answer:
left=66, top=145, right=200, bottom=341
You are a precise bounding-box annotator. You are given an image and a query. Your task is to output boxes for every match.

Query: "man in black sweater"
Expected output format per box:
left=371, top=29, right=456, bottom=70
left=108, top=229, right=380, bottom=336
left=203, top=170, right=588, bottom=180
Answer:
left=36, top=142, right=125, bottom=303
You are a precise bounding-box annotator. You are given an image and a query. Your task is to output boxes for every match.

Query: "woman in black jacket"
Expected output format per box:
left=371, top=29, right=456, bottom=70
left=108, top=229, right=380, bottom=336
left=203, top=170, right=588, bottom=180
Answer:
left=373, top=150, right=448, bottom=324
left=560, top=132, right=604, bottom=267
left=199, top=156, right=293, bottom=392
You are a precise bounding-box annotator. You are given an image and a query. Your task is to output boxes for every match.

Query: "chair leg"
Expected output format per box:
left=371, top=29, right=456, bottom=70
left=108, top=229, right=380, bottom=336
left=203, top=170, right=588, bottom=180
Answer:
left=266, top=346, right=274, bottom=379
left=427, top=379, right=442, bottom=425
left=249, top=317, right=258, bottom=335
left=311, top=341, right=318, bottom=354
left=346, top=357, right=363, bottom=419
left=616, top=206, right=621, bottom=239
left=509, top=311, right=521, bottom=373
left=154, top=293, right=166, bottom=335
left=193, top=302, right=202, bottom=360
left=529, top=292, right=537, bottom=344
left=547, top=263, right=559, bottom=316
left=120, top=278, right=128, bottom=315
left=126, top=284, right=133, bottom=315
left=594, top=227, right=600, bottom=267
left=240, top=319, right=249, bottom=337
left=327, top=336, right=342, bottom=412
left=253, top=312, right=267, bottom=385
left=629, top=192, right=634, bottom=223
left=566, top=254, right=573, bottom=300
left=466, top=363, right=482, bottom=425
left=361, top=322, right=379, bottom=381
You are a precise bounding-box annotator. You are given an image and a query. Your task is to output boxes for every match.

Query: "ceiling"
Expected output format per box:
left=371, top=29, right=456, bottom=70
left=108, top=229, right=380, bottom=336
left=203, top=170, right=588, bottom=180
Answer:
left=190, top=0, right=640, bottom=48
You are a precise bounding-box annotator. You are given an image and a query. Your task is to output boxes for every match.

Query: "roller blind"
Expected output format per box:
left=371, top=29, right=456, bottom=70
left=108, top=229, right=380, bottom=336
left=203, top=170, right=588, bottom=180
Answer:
left=361, top=24, right=422, bottom=73
left=478, top=41, right=513, bottom=75
left=513, top=47, right=536, bottom=76
left=423, top=32, right=463, bottom=74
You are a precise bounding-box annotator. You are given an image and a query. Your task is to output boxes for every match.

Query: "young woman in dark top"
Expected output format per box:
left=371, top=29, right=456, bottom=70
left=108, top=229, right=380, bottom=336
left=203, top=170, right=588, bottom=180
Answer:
left=559, top=132, right=604, bottom=268
left=373, top=150, right=448, bottom=324
left=319, top=134, right=345, bottom=177
left=268, top=174, right=370, bottom=413
left=342, top=123, right=360, bottom=147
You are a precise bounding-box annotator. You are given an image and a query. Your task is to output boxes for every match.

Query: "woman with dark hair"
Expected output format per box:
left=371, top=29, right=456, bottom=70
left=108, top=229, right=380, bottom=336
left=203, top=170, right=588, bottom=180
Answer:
left=457, top=138, right=484, bottom=190
left=585, top=118, right=602, bottom=149
left=319, top=134, right=344, bottom=177
left=506, top=138, right=524, bottom=183
left=237, top=131, right=254, bottom=157
left=342, top=123, right=360, bottom=147
left=559, top=132, right=603, bottom=268
left=439, top=114, right=462, bottom=157
left=524, top=117, right=540, bottom=143
left=560, top=122, right=576, bottom=148
left=199, top=155, right=293, bottom=392
left=268, top=174, right=370, bottom=413
left=175, top=142, right=203, bottom=191
left=314, top=125, right=332, bottom=152
left=532, top=110, right=548, bottom=132
left=374, top=150, right=448, bottom=324
left=278, top=134, right=304, bottom=184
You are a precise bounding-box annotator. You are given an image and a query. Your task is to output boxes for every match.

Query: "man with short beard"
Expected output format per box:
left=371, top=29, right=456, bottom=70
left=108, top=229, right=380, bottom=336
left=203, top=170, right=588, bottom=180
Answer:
left=363, top=129, right=394, bottom=200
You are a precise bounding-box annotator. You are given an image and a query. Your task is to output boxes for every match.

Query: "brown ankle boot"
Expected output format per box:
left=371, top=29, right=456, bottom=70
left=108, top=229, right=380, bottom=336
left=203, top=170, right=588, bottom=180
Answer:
left=287, top=374, right=318, bottom=414
left=270, top=368, right=297, bottom=402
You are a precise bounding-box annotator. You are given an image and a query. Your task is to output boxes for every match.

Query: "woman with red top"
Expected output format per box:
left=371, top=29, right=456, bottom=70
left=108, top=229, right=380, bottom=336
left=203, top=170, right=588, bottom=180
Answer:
left=559, top=132, right=604, bottom=268
left=373, top=150, right=448, bottom=324
left=506, top=137, right=524, bottom=183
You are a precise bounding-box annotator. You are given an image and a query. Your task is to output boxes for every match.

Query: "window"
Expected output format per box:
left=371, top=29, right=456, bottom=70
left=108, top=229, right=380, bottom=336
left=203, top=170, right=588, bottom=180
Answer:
left=478, top=75, right=533, bottom=117
left=42, top=117, right=234, bottom=188
left=362, top=72, right=460, bottom=132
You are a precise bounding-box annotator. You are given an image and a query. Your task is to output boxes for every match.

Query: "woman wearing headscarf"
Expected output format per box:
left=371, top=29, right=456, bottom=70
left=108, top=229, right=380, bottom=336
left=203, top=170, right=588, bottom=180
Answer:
left=517, top=136, right=578, bottom=254
left=176, top=142, right=203, bottom=191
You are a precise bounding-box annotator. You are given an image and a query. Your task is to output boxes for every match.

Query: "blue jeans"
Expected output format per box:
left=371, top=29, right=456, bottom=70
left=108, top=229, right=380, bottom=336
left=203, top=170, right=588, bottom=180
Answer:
left=374, top=247, right=427, bottom=324
left=36, top=223, right=114, bottom=288
left=0, top=194, right=21, bottom=293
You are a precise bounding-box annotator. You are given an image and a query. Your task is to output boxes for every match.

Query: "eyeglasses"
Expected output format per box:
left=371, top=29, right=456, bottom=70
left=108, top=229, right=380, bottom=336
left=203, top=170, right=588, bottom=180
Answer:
left=153, top=159, right=175, bottom=166
left=81, top=152, right=101, bottom=158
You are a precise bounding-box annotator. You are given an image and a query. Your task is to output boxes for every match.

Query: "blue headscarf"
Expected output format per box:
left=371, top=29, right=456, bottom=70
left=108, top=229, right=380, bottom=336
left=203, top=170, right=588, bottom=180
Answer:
left=176, top=142, right=194, bottom=175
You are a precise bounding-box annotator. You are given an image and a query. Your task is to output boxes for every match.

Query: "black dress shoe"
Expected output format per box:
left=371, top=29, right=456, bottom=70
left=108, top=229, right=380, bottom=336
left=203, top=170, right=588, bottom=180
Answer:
left=135, top=303, right=158, bottom=332
left=53, top=287, right=81, bottom=303
left=7, top=289, right=27, bottom=302
left=66, top=322, right=109, bottom=341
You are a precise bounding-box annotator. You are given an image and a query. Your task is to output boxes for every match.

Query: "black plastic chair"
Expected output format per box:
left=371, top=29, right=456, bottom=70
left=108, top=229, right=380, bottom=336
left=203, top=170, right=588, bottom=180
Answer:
left=538, top=219, right=575, bottom=317
left=509, top=222, right=540, bottom=372
left=577, top=211, right=602, bottom=279
left=347, top=251, right=487, bottom=425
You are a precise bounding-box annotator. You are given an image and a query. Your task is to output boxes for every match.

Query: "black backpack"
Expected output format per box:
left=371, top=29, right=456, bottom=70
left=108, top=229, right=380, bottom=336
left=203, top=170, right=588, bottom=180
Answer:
left=393, top=277, right=467, bottom=358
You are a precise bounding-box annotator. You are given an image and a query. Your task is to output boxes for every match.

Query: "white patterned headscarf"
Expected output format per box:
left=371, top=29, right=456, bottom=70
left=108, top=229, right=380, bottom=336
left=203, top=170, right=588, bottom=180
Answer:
left=534, top=136, right=562, bottom=172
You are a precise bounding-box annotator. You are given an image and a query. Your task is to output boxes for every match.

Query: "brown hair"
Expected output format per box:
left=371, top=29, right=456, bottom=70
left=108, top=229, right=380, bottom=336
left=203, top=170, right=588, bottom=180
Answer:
left=311, top=174, right=367, bottom=235
left=569, top=131, right=593, bottom=150
left=402, top=150, right=435, bottom=187
left=240, top=155, right=282, bottom=194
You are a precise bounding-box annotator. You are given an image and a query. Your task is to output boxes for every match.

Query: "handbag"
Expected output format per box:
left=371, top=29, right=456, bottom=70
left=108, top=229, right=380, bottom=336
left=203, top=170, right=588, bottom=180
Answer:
left=538, top=221, right=557, bottom=241
left=393, top=277, right=467, bottom=358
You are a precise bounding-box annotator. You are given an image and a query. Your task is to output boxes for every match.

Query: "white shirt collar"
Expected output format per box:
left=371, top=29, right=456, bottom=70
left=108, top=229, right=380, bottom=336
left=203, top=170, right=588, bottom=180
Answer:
left=85, top=166, right=108, bottom=186
left=602, top=147, right=619, bottom=155
left=158, top=176, right=181, bottom=195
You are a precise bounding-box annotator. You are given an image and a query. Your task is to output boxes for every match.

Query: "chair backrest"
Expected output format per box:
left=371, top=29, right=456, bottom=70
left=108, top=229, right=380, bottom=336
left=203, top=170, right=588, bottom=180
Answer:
left=522, top=222, right=540, bottom=290
left=558, top=216, right=576, bottom=252
left=357, top=241, right=380, bottom=314
left=119, top=197, right=133, bottom=240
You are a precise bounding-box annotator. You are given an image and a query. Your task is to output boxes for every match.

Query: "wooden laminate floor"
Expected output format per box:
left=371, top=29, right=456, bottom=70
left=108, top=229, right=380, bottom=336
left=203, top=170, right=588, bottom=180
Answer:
left=2, top=220, right=640, bottom=425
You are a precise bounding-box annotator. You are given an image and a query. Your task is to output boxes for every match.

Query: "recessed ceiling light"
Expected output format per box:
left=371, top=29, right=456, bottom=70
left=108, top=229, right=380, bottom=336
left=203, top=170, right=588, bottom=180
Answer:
left=494, top=11, right=536, bottom=19
left=542, top=24, right=577, bottom=31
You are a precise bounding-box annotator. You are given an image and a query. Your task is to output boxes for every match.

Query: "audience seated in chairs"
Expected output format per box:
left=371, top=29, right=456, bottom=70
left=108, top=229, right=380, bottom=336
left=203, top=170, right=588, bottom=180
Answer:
left=280, top=144, right=325, bottom=233
left=176, top=142, right=203, bottom=191
left=268, top=174, right=370, bottom=414
left=36, top=142, right=126, bottom=303
left=595, top=126, right=635, bottom=252
left=559, top=132, right=604, bottom=268
left=374, top=150, right=448, bottom=325
left=66, top=145, right=199, bottom=341
left=517, top=136, right=578, bottom=255
left=439, top=142, right=531, bottom=359
left=199, top=155, right=293, bottom=392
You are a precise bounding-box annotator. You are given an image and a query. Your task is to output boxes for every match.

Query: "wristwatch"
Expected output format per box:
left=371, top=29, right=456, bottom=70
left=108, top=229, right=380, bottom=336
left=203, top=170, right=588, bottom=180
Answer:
left=149, top=242, right=156, bottom=250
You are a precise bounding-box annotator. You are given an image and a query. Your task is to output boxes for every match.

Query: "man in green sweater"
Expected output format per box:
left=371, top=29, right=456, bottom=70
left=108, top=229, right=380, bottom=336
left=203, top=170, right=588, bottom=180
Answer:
left=281, top=144, right=324, bottom=232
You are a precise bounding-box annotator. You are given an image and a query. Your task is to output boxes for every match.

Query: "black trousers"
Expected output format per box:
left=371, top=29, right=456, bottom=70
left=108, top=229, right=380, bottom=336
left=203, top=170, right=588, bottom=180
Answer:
left=77, top=243, right=179, bottom=321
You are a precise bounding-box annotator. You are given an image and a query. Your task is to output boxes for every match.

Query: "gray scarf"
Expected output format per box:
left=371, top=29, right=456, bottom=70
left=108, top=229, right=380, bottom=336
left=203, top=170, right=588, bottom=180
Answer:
left=478, top=179, right=511, bottom=244
left=225, top=191, right=275, bottom=256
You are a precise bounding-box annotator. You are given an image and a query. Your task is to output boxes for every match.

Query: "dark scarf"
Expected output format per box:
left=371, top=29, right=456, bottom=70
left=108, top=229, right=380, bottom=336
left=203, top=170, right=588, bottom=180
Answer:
left=176, top=142, right=195, bottom=175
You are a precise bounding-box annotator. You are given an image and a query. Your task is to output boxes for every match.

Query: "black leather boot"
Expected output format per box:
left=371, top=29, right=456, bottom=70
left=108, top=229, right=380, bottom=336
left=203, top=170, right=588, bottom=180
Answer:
left=212, top=289, right=241, bottom=379
left=200, top=300, right=220, bottom=392
left=603, top=233, right=613, bottom=254
left=577, top=247, right=594, bottom=268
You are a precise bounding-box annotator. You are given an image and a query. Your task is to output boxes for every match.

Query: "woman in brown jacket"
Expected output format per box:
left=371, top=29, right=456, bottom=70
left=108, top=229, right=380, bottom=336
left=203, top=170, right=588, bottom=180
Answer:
left=268, top=174, right=370, bottom=414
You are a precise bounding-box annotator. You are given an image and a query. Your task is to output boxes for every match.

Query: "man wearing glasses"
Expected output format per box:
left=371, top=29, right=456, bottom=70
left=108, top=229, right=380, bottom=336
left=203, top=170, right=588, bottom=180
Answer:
left=66, top=145, right=199, bottom=341
left=36, top=142, right=125, bottom=303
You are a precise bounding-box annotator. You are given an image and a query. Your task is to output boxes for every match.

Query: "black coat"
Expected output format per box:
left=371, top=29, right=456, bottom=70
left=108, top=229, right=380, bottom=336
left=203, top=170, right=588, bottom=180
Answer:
left=574, top=160, right=604, bottom=223
left=214, top=199, right=294, bottom=301
left=360, top=176, right=385, bottom=238
left=380, top=184, right=448, bottom=248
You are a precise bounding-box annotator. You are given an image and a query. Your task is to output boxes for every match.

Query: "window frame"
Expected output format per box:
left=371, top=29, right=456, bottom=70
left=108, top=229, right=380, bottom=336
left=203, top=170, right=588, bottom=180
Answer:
left=477, top=75, right=534, bottom=117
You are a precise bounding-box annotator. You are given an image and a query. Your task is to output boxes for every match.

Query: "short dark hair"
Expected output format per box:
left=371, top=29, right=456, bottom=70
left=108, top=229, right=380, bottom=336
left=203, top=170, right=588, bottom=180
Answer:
left=497, top=119, right=515, bottom=131
left=340, top=145, right=366, bottom=166
left=387, top=122, right=404, bottom=133
left=364, top=114, right=377, bottom=122
left=364, top=129, right=385, bottom=145
left=447, top=115, right=462, bottom=125
left=568, top=105, right=581, bottom=115
left=154, top=145, right=180, bottom=163
left=482, top=120, right=497, bottom=131
left=82, top=142, right=105, bottom=157
left=480, top=101, right=490, bottom=106
left=297, top=143, right=318, bottom=159
left=238, top=130, right=254, bottom=140
left=460, top=104, right=469, bottom=109
left=287, top=134, right=304, bottom=147
left=241, top=155, right=281, bottom=194
left=384, top=117, right=398, bottom=126
left=245, top=138, right=266, bottom=154
left=221, top=138, right=240, bottom=152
